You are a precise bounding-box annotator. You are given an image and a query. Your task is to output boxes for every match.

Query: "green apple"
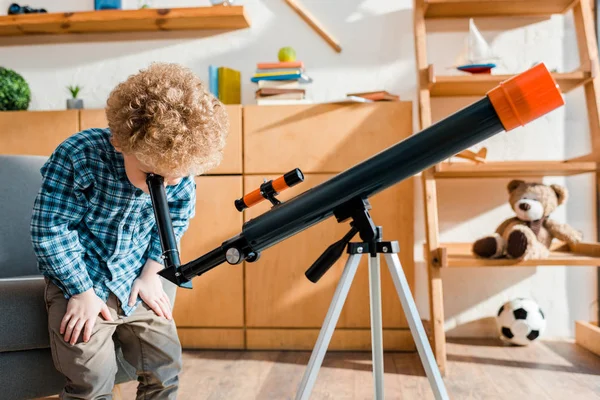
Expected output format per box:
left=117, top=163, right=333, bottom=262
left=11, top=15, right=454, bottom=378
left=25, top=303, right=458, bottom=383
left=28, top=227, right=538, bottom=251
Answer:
left=278, top=47, right=297, bottom=62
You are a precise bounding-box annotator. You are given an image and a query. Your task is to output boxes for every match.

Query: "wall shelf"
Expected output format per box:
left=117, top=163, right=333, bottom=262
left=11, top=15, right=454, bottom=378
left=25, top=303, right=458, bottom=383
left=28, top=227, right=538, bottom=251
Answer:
left=430, top=71, right=591, bottom=97
left=424, top=0, right=576, bottom=19
left=436, top=242, right=600, bottom=268
left=434, top=160, right=597, bottom=178
left=0, top=6, right=251, bottom=37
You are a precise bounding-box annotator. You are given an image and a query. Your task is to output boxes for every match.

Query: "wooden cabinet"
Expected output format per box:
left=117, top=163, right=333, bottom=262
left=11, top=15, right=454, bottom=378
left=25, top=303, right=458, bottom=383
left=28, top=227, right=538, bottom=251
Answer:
left=0, top=110, right=78, bottom=155
left=0, top=106, right=242, bottom=175
left=1, top=101, right=415, bottom=351
left=174, top=176, right=245, bottom=349
left=79, top=108, right=109, bottom=131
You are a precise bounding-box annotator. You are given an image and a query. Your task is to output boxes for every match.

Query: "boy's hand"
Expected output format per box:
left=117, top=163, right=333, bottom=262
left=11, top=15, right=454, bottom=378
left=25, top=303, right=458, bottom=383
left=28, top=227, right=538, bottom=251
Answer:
left=129, top=259, right=172, bottom=320
left=61, top=289, right=113, bottom=345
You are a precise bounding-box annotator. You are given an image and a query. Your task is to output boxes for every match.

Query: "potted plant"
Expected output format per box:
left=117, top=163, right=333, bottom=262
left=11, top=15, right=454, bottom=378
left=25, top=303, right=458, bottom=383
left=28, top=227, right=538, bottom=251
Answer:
left=0, top=66, right=31, bottom=111
left=66, top=85, right=84, bottom=109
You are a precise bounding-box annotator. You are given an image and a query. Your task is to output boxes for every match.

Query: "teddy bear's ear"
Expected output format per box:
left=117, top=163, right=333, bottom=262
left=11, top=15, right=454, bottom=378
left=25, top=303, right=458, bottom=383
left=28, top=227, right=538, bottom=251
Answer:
left=507, top=180, right=525, bottom=193
left=550, top=184, right=568, bottom=205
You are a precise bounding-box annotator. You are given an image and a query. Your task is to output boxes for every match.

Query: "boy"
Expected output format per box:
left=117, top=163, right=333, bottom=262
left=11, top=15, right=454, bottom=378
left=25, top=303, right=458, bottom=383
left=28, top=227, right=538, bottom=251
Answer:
left=30, top=62, right=229, bottom=399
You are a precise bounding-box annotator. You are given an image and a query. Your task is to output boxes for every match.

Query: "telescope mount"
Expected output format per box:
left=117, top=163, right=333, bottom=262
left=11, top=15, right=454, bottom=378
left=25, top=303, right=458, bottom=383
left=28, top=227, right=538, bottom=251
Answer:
left=296, top=197, right=449, bottom=400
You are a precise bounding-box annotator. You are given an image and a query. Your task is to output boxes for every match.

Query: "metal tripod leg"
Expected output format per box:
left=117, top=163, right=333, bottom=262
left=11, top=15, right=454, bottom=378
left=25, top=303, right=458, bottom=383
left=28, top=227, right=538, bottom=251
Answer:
left=295, top=254, right=363, bottom=400
left=383, top=253, right=449, bottom=400
left=368, top=254, right=384, bottom=400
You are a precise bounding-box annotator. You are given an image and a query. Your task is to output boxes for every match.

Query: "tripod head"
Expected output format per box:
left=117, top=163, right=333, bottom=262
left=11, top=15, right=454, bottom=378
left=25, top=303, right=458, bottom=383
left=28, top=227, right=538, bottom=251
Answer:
left=305, top=197, right=383, bottom=283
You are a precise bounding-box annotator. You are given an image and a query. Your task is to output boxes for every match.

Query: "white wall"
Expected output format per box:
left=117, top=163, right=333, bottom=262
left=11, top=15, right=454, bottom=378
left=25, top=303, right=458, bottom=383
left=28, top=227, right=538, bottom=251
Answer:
left=1, top=0, right=596, bottom=338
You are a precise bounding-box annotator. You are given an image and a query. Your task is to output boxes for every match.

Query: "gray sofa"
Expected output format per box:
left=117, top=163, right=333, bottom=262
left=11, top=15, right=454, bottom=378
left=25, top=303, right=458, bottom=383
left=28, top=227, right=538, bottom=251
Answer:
left=0, top=155, right=175, bottom=399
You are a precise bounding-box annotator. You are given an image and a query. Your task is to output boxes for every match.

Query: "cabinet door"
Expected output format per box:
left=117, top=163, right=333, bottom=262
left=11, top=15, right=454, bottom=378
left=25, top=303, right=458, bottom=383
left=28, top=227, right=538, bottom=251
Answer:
left=243, top=102, right=412, bottom=174
left=173, top=176, right=244, bottom=327
left=244, top=174, right=413, bottom=329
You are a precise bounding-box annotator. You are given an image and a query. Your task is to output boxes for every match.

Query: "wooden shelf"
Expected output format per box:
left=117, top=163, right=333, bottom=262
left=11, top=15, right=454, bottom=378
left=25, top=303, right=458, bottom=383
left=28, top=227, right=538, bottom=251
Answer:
left=430, top=71, right=590, bottom=97
left=0, top=6, right=251, bottom=37
left=424, top=0, right=576, bottom=19
left=434, top=160, right=597, bottom=178
left=436, top=242, right=600, bottom=267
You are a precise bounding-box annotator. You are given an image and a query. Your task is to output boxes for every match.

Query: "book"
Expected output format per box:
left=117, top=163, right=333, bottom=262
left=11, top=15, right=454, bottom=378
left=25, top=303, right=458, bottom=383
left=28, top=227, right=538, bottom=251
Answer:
left=258, top=80, right=301, bottom=89
left=256, top=61, right=305, bottom=70
left=256, top=98, right=312, bottom=105
left=208, top=65, right=219, bottom=98
left=328, top=96, right=374, bottom=103
left=255, top=68, right=305, bottom=74
left=346, top=90, right=400, bottom=101
left=218, top=67, right=241, bottom=104
left=253, top=70, right=304, bottom=78
left=256, top=88, right=305, bottom=96
left=256, top=92, right=305, bottom=100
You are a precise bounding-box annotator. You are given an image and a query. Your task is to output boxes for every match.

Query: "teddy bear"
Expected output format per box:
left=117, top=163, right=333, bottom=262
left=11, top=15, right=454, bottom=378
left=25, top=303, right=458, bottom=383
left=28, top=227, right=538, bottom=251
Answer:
left=472, top=180, right=582, bottom=260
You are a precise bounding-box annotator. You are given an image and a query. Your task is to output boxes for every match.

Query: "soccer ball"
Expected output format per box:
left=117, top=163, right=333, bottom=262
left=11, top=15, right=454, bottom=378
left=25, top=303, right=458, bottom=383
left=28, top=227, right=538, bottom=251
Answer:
left=496, top=298, right=546, bottom=346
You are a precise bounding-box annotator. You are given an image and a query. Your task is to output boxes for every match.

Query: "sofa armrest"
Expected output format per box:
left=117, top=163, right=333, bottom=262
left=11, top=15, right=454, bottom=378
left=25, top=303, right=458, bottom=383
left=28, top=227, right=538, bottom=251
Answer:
left=0, top=277, right=50, bottom=352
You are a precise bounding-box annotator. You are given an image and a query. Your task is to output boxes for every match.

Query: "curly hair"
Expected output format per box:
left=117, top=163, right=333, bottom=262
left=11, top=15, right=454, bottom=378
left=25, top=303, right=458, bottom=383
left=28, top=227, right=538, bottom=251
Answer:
left=106, top=62, right=229, bottom=177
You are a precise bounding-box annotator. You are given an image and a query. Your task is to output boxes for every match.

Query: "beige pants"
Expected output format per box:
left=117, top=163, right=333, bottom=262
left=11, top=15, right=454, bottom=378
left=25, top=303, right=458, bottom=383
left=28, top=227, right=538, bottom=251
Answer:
left=44, top=280, right=182, bottom=400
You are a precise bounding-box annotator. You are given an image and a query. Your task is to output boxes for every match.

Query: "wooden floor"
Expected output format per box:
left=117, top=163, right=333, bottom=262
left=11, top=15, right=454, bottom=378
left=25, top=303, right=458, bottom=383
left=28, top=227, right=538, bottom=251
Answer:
left=118, top=338, right=600, bottom=399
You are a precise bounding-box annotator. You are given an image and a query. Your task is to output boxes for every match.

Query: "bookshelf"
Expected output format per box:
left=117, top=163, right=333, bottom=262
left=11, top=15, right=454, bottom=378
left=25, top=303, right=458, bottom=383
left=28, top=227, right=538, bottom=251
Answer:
left=433, top=242, right=600, bottom=267
left=423, top=0, right=577, bottom=18
left=0, top=6, right=251, bottom=37
left=428, top=69, right=592, bottom=96
left=414, top=0, right=600, bottom=374
left=433, top=160, right=597, bottom=178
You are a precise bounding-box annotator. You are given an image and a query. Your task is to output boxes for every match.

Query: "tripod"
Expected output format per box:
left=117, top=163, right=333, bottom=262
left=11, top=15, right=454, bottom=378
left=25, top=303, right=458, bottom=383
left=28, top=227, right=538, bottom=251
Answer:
left=295, top=199, right=449, bottom=400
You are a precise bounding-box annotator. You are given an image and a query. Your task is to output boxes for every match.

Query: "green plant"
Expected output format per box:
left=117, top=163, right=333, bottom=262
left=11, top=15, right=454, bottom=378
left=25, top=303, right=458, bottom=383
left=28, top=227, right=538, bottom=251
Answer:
left=67, top=85, right=82, bottom=99
left=0, top=67, right=31, bottom=111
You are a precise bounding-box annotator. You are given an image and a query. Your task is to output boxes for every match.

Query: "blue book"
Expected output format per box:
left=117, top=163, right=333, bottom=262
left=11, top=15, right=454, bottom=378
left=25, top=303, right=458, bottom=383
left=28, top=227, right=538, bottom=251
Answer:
left=95, top=0, right=121, bottom=9
left=251, top=73, right=312, bottom=83
left=209, top=65, right=219, bottom=98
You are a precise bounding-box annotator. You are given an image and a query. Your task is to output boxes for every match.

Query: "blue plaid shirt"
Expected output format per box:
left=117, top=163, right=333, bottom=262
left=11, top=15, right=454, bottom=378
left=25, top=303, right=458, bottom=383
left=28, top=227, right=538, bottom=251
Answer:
left=30, top=128, right=196, bottom=316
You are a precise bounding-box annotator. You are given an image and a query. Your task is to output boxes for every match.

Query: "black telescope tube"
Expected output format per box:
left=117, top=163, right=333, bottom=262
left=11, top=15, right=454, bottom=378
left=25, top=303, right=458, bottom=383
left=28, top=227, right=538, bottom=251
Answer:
left=146, top=174, right=181, bottom=270
left=165, top=64, right=565, bottom=284
left=176, top=97, right=502, bottom=281
left=243, top=97, right=501, bottom=250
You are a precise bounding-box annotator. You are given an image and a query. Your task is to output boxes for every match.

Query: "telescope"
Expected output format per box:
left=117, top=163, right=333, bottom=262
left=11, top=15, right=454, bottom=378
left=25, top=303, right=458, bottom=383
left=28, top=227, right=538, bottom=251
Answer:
left=154, top=63, right=564, bottom=287
left=147, top=63, right=564, bottom=400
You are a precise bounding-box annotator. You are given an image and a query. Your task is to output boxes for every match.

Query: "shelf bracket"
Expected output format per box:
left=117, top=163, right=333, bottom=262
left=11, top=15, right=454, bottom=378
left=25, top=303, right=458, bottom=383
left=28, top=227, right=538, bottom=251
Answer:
left=421, top=64, right=435, bottom=90
left=431, top=247, right=447, bottom=268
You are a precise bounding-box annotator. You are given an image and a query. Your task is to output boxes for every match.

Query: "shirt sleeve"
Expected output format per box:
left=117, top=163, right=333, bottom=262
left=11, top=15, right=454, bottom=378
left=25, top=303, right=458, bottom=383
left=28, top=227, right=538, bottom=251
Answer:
left=147, top=176, right=197, bottom=266
left=30, top=145, right=94, bottom=297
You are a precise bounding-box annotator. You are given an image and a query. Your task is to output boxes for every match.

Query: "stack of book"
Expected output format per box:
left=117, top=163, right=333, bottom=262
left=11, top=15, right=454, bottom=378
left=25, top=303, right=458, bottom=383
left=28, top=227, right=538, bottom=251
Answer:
left=251, top=61, right=312, bottom=105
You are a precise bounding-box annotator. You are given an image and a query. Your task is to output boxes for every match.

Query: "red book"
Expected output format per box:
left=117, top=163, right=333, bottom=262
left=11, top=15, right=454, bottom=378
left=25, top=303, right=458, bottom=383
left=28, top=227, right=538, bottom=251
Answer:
left=347, top=91, right=400, bottom=101
left=256, top=61, right=305, bottom=69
